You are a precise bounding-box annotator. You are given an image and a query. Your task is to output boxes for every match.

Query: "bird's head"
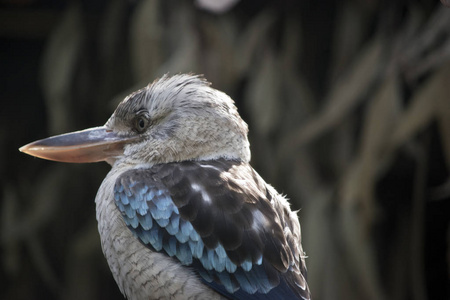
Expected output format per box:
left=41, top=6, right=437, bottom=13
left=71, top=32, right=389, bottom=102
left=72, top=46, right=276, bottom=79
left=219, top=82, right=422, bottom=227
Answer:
left=20, top=74, right=251, bottom=166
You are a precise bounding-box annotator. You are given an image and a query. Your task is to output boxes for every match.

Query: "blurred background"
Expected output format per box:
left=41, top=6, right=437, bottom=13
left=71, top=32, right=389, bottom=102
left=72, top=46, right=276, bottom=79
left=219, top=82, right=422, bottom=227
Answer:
left=1, top=0, right=449, bottom=299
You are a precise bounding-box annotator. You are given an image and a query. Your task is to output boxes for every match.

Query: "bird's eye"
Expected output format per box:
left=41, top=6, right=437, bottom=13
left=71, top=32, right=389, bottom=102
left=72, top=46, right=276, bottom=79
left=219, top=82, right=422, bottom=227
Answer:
left=134, top=114, right=150, bottom=133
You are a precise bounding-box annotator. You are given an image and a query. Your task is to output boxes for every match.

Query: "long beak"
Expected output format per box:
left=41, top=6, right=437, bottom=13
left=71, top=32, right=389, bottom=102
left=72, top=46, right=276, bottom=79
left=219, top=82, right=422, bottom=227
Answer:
left=19, top=126, right=137, bottom=163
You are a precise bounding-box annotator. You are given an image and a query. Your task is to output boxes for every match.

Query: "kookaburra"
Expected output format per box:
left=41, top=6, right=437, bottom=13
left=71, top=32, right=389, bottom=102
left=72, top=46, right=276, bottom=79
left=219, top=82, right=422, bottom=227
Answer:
left=20, top=74, right=311, bottom=300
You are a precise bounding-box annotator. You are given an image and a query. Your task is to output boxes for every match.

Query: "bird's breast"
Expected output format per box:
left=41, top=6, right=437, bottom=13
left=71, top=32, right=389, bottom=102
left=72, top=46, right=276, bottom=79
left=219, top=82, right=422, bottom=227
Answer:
left=95, top=167, right=223, bottom=300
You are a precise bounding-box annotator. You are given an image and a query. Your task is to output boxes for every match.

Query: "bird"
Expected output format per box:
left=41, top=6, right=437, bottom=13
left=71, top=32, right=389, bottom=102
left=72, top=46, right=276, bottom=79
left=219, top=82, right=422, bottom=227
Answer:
left=20, top=74, right=311, bottom=300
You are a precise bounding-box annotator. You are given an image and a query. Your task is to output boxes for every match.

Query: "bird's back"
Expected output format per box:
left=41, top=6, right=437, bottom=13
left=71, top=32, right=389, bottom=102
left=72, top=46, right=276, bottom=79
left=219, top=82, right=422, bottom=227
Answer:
left=96, top=159, right=310, bottom=299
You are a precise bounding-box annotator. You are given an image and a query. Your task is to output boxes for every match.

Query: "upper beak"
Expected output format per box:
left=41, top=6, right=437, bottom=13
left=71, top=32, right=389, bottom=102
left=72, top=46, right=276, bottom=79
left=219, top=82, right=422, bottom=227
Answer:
left=19, top=126, right=137, bottom=163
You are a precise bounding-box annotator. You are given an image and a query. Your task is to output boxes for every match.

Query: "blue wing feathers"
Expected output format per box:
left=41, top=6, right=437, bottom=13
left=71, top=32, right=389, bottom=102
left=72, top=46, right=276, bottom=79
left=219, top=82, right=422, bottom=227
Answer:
left=163, top=236, right=177, bottom=257
left=114, top=169, right=279, bottom=296
left=137, top=212, right=152, bottom=230
left=241, top=260, right=252, bottom=272
left=217, top=271, right=238, bottom=293
left=128, top=215, right=139, bottom=228
left=215, top=244, right=227, bottom=258
left=205, top=277, right=301, bottom=300
left=153, top=190, right=172, bottom=210
left=176, top=243, right=192, bottom=264
left=180, top=219, right=192, bottom=236
left=225, top=257, right=237, bottom=273
left=114, top=162, right=309, bottom=299
left=208, top=248, right=218, bottom=270
left=189, top=227, right=200, bottom=241
left=149, top=227, right=163, bottom=251
left=189, top=239, right=204, bottom=258
left=214, top=253, right=226, bottom=272
left=175, top=228, right=190, bottom=243
left=165, top=215, right=179, bottom=235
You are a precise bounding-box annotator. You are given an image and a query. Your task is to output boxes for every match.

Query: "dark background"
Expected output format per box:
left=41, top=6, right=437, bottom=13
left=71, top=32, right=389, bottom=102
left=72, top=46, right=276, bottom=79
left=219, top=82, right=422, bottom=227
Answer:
left=1, top=0, right=449, bottom=299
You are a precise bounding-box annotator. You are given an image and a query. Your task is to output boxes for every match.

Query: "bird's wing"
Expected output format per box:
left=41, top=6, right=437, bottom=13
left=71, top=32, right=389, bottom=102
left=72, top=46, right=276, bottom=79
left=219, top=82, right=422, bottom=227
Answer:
left=114, top=159, right=310, bottom=300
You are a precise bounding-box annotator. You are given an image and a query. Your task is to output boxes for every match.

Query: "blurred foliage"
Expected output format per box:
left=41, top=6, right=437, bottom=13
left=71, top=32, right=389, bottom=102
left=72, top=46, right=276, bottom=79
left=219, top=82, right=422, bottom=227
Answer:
left=1, top=0, right=449, bottom=299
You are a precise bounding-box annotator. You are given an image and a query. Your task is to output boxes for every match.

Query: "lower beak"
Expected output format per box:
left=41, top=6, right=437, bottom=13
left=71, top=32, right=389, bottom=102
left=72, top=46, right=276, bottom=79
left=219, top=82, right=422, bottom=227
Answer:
left=19, top=126, right=137, bottom=163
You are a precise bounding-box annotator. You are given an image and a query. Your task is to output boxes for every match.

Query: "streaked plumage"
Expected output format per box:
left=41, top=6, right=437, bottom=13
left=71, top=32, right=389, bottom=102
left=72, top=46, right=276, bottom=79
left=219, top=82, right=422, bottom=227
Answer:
left=20, top=74, right=311, bottom=299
